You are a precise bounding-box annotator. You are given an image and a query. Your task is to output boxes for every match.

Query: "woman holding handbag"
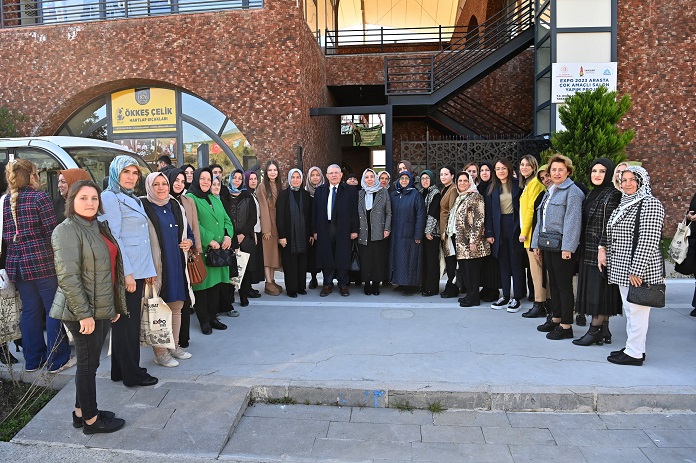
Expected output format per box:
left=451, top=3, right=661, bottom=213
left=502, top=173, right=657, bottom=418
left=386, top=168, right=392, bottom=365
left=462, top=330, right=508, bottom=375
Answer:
left=228, top=169, right=258, bottom=306
left=599, top=166, right=664, bottom=366
left=50, top=180, right=127, bottom=434
left=186, top=168, right=234, bottom=335
left=141, top=172, right=195, bottom=368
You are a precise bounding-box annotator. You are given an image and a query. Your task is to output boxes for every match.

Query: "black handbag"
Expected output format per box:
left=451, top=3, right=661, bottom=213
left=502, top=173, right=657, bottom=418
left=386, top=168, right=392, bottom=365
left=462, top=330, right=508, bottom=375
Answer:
left=205, top=247, right=236, bottom=268
left=538, top=231, right=562, bottom=252
left=626, top=201, right=666, bottom=308
left=350, top=242, right=360, bottom=272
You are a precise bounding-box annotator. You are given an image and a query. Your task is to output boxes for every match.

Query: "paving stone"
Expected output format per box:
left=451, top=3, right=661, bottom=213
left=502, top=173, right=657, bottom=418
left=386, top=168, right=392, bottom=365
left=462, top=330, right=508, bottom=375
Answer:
left=12, top=417, right=91, bottom=446
left=126, top=405, right=176, bottom=430
left=639, top=447, right=696, bottom=463
left=311, top=438, right=412, bottom=461
left=644, top=429, right=696, bottom=447
left=549, top=428, right=655, bottom=448
left=130, top=386, right=170, bottom=408
left=351, top=406, right=433, bottom=425
left=578, top=446, right=651, bottom=463
left=328, top=421, right=422, bottom=442
left=412, top=442, right=513, bottom=462
left=434, top=410, right=511, bottom=427
left=507, top=444, right=587, bottom=463
left=221, top=416, right=329, bottom=459
left=244, top=403, right=351, bottom=421
left=483, top=426, right=556, bottom=445
left=596, top=392, right=696, bottom=413
left=507, top=412, right=606, bottom=429
left=599, top=412, right=696, bottom=429
left=420, top=424, right=484, bottom=444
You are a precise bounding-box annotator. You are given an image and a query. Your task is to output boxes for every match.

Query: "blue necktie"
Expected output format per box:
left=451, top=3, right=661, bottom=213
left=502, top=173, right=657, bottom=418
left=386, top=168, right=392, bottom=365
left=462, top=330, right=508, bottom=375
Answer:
left=331, top=186, right=337, bottom=218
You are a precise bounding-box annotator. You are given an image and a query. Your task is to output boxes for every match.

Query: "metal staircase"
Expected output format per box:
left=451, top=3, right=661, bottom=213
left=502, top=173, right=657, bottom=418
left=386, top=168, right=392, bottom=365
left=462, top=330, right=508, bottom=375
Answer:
left=434, top=93, right=530, bottom=138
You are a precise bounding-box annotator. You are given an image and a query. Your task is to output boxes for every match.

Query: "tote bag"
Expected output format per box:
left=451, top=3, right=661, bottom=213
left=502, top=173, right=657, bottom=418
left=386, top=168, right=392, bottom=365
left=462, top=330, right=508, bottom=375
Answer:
left=230, top=250, right=250, bottom=289
left=139, top=283, right=175, bottom=349
left=668, top=215, right=691, bottom=264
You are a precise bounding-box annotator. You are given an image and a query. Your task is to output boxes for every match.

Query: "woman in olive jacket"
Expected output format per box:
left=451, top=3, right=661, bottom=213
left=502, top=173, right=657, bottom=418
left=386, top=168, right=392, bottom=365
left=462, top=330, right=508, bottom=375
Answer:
left=50, top=180, right=127, bottom=434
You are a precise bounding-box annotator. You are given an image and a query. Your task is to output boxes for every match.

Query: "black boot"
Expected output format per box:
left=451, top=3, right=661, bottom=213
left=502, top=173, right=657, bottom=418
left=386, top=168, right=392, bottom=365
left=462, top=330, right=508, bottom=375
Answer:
left=601, top=320, right=612, bottom=344
left=239, top=290, right=249, bottom=307
left=572, top=325, right=604, bottom=346
left=440, top=282, right=459, bottom=298
left=522, top=302, right=547, bottom=318
left=537, top=314, right=558, bottom=332
left=575, top=313, right=587, bottom=326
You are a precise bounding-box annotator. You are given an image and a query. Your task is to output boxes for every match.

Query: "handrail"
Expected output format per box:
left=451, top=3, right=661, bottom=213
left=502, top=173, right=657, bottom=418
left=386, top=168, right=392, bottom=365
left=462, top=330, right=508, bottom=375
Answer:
left=0, top=0, right=262, bottom=29
left=440, top=93, right=528, bottom=136
left=324, top=25, right=467, bottom=55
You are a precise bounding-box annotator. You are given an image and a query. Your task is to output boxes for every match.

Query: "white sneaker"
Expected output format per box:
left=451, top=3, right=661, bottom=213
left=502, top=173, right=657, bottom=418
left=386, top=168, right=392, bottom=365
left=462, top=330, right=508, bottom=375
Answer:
left=491, top=297, right=509, bottom=309
left=154, top=352, right=179, bottom=368
left=48, top=356, right=77, bottom=374
left=506, top=298, right=521, bottom=313
left=169, top=346, right=192, bottom=360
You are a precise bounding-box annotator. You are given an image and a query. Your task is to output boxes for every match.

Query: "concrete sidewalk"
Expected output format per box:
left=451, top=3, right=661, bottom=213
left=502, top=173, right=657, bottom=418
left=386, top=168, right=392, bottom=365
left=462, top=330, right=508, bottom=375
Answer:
left=3, top=278, right=696, bottom=461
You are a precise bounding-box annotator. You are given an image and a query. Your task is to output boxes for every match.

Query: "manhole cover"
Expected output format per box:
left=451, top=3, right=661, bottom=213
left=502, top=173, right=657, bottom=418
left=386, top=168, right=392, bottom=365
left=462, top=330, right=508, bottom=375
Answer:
left=380, top=309, right=415, bottom=319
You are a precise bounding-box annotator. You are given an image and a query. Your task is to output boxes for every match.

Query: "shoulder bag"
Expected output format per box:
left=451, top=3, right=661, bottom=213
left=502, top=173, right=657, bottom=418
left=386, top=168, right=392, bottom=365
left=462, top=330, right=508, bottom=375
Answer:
left=626, top=201, right=666, bottom=308
left=537, top=195, right=562, bottom=252
left=0, top=194, right=21, bottom=344
left=205, top=247, right=237, bottom=269
left=187, top=251, right=207, bottom=285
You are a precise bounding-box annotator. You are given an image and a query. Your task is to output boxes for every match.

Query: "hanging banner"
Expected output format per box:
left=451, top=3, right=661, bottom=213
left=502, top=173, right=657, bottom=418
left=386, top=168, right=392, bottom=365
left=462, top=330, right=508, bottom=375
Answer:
left=111, top=88, right=177, bottom=133
left=551, top=62, right=617, bottom=103
left=353, top=125, right=383, bottom=147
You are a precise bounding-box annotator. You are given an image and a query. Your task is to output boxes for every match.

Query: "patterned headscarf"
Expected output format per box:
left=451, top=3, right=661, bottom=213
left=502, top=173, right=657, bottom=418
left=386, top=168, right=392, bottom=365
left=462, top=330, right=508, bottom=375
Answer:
left=145, top=172, right=171, bottom=207
left=228, top=169, right=245, bottom=194
left=288, top=168, right=304, bottom=191
left=609, top=165, right=652, bottom=227
left=305, top=166, right=324, bottom=197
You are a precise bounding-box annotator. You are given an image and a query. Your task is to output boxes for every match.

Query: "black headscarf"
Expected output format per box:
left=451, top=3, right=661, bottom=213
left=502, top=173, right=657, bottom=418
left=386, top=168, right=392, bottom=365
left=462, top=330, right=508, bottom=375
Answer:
left=180, top=164, right=195, bottom=190
left=477, top=161, right=494, bottom=196
left=586, top=158, right=615, bottom=204
left=187, top=167, right=213, bottom=200
left=165, top=168, right=185, bottom=201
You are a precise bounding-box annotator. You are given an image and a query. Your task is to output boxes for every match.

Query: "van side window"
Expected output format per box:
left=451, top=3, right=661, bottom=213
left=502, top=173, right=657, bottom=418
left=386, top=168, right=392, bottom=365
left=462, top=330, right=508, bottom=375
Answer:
left=15, top=148, right=64, bottom=201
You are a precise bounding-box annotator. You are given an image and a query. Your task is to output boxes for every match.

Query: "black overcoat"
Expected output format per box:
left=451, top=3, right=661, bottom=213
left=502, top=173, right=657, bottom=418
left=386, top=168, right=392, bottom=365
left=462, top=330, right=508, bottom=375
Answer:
left=312, top=182, right=359, bottom=270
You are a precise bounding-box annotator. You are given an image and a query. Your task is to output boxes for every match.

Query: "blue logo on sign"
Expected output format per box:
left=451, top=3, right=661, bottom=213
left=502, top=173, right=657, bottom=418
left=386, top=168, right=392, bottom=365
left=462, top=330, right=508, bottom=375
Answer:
left=603, top=68, right=612, bottom=75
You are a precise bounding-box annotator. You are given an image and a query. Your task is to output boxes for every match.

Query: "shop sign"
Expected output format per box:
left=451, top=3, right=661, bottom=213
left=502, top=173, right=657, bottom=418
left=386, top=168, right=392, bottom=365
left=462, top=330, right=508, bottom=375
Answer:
left=551, top=62, right=617, bottom=103
left=111, top=88, right=177, bottom=133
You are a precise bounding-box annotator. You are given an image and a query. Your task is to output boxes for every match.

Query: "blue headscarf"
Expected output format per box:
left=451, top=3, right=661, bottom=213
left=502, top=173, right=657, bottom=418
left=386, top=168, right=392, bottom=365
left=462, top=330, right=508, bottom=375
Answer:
left=107, top=155, right=141, bottom=202
left=228, top=168, right=245, bottom=194
left=395, top=171, right=415, bottom=194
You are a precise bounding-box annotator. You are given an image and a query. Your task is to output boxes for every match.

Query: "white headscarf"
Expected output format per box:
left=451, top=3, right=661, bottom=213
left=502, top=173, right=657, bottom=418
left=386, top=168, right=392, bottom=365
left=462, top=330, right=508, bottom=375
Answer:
left=288, top=168, right=304, bottom=191
left=361, top=168, right=382, bottom=210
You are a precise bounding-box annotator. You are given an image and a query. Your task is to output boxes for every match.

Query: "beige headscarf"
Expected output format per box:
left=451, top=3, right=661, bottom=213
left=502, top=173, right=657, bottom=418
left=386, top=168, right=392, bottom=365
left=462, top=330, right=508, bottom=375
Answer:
left=145, top=172, right=171, bottom=206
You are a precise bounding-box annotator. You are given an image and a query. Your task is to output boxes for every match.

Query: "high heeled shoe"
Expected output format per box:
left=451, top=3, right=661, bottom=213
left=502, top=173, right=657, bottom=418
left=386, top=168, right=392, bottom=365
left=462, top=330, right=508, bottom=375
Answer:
left=572, top=325, right=604, bottom=346
left=601, top=320, right=612, bottom=344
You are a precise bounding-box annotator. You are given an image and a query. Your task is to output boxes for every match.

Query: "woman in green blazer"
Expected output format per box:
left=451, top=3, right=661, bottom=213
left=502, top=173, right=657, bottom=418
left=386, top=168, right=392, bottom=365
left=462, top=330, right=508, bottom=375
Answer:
left=186, top=167, right=234, bottom=335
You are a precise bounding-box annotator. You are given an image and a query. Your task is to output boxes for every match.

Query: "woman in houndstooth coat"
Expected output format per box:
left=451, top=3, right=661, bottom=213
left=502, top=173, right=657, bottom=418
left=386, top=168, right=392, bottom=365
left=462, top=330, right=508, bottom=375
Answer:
left=599, top=165, right=664, bottom=366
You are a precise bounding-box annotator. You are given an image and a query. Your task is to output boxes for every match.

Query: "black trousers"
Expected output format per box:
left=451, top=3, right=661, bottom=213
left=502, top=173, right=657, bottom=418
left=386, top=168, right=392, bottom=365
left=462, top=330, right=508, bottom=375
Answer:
left=543, top=251, right=576, bottom=325
left=111, top=279, right=150, bottom=386
left=64, top=318, right=110, bottom=420
left=280, top=248, right=307, bottom=293
left=179, top=299, right=191, bottom=347
left=459, top=257, right=482, bottom=303
left=321, top=223, right=349, bottom=287
left=193, top=283, right=224, bottom=326
left=498, top=214, right=526, bottom=299
left=444, top=254, right=457, bottom=284
left=422, top=237, right=441, bottom=294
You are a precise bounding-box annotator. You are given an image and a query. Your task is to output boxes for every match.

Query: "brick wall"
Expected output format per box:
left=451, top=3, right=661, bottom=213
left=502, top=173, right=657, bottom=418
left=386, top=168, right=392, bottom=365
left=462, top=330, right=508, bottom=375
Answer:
left=617, top=0, right=696, bottom=230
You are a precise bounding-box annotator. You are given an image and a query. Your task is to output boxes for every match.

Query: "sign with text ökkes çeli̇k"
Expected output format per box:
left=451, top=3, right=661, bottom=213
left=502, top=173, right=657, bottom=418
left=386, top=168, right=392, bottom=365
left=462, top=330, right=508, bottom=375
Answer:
left=551, top=63, right=617, bottom=103
left=111, top=88, right=177, bottom=133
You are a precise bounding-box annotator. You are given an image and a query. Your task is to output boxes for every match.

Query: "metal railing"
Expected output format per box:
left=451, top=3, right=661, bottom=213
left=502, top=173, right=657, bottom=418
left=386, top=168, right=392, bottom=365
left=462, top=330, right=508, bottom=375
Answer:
left=324, top=25, right=467, bottom=55
left=0, top=0, right=263, bottom=28
left=385, top=0, right=534, bottom=95
left=439, top=92, right=529, bottom=137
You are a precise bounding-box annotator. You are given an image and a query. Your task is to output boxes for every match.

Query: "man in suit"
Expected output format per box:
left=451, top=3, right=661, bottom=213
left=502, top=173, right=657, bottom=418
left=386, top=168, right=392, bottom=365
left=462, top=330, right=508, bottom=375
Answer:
left=312, top=164, right=359, bottom=296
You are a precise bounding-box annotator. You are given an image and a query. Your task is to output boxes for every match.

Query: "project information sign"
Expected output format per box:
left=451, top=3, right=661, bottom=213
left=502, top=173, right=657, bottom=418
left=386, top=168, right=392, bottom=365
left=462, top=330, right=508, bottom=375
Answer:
left=552, top=62, right=617, bottom=103
left=111, top=88, right=177, bottom=133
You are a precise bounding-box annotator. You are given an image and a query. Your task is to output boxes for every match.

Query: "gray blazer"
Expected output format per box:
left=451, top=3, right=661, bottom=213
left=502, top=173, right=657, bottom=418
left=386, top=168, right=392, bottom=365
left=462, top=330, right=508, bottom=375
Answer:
left=531, top=178, right=584, bottom=253
left=99, top=190, right=156, bottom=279
left=358, top=188, right=392, bottom=245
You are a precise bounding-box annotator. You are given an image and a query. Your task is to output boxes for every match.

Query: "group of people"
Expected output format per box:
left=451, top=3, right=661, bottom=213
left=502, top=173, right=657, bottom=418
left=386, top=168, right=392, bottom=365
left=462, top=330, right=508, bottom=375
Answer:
left=0, top=151, right=674, bottom=436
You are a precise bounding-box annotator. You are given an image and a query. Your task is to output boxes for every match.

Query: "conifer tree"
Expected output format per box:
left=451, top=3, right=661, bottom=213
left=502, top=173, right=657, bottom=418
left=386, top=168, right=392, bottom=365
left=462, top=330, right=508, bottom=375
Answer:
left=551, top=86, right=634, bottom=187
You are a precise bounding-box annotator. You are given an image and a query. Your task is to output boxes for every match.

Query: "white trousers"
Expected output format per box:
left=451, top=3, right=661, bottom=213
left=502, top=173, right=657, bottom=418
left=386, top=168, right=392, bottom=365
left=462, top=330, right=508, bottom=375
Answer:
left=619, top=286, right=651, bottom=358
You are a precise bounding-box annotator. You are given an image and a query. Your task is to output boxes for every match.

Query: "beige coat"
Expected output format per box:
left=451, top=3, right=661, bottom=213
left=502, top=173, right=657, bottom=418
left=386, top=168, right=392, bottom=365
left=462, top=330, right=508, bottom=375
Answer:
left=180, top=194, right=202, bottom=253
left=257, top=182, right=281, bottom=268
left=439, top=184, right=458, bottom=238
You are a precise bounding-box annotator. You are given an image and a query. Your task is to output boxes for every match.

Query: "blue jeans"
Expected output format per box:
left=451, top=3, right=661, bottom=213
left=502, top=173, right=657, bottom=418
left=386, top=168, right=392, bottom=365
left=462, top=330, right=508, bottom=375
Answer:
left=16, top=276, right=71, bottom=371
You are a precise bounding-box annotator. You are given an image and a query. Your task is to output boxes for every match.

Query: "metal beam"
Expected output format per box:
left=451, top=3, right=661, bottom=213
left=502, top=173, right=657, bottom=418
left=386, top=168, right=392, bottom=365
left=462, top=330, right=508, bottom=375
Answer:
left=310, top=105, right=389, bottom=116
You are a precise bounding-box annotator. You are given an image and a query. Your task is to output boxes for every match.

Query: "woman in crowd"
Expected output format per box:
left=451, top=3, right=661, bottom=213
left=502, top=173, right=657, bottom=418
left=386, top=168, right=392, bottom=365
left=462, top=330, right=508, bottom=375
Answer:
left=532, top=154, right=584, bottom=340
left=141, top=173, right=194, bottom=367
left=100, top=156, right=157, bottom=386
left=258, top=160, right=283, bottom=295
left=477, top=161, right=502, bottom=302
left=53, top=168, right=92, bottom=224
left=211, top=175, right=238, bottom=318
left=186, top=168, right=235, bottom=335
left=600, top=166, right=664, bottom=365
left=485, top=159, right=525, bottom=312
left=518, top=155, right=547, bottom=318
left=276, top=169, right=312, bottom=297
left=165, top=168, right=201, bottom=348
left=612, top=161, right=630, bottom=190
left=357, top=168, right=391, bottom=296
left=181, top=164, right=195, bottom=191
left=51, top=180, right=126, bottom=434
left=378, top=171, right=391, bottom=189
left=244, top=170, right=264, bottom=292
left=450, top=172, right=490, bottom=307
left=228, top=169, right=258, bottom=306
left=685, top=193, right=696, bottom=316
left=419, top=170, right=440, bottom=296
left=305, top=166, right=324, bottom=289
left=439, top=165, right=459, bottom=298
left=463, top=162, right=479, bottom=185
left=390, top=171, right=425, bottom=295
left=573, top=158, right=622, bottom=346
left=3, top=159, right=73, bottom=373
